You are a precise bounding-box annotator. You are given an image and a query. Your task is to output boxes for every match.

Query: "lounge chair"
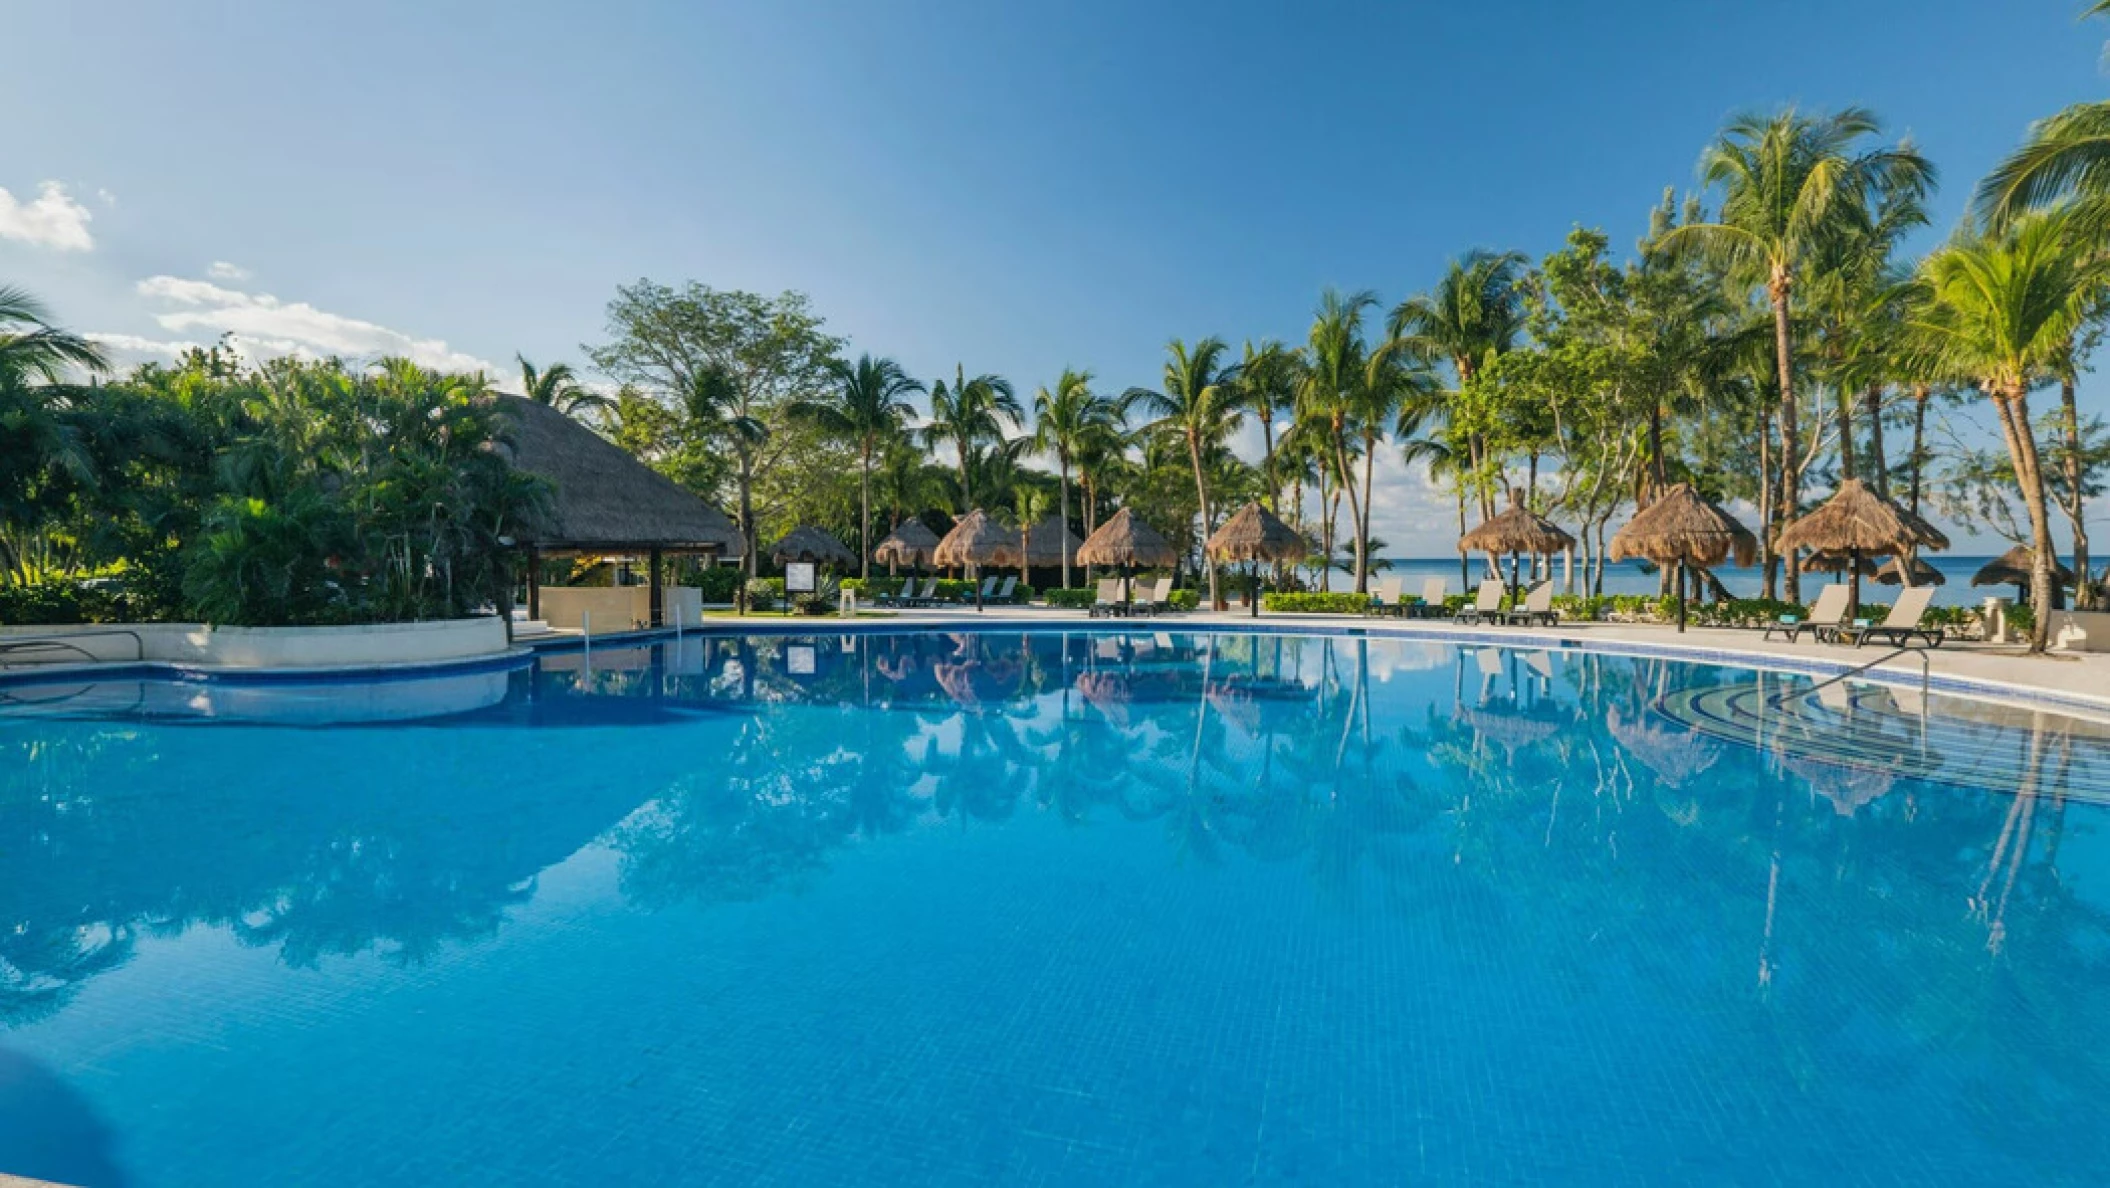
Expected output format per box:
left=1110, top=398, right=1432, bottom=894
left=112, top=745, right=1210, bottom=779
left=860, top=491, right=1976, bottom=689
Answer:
left=1088, top=578, right=1126, bottom=618
left=1762, top=585, right=1849, bottom=643
left=1411, top=578, right=1448, bottom=619
left=1140, top=577, right=1176, bottom=616
left=1504, top=581, right=1557, bottom=627
left=1366, top=577, right=1406, bottom=617
left=1453, top=579, right=1506, bottom=625
left=993, top=575, right=1019, bottom=604
left=880, top=577, right=923, bottom=608
left=1835, top=585, right=1944, bottom=648
left=899, top=577, right=935, bottom=607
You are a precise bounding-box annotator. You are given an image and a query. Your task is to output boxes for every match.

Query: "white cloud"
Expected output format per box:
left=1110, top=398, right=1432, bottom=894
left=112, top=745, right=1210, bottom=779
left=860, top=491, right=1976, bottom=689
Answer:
left=135, top=274, right=499, bottom=374
left=0, top=181, right=95, bottom=251
left=206, top=260, right=250, bottom=281
left=85, top=332, right=204, bottom=362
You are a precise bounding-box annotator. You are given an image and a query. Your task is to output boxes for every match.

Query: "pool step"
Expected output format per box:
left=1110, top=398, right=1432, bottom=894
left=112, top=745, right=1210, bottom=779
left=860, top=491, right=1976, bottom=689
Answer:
left=1650, top=678, right=2110, bottom=807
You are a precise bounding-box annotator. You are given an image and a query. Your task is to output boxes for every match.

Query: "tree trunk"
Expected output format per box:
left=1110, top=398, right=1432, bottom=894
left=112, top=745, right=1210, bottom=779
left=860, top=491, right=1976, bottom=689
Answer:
left=1758, top=405, right=1777, bottom=601
left=739, top=450, right=757, bottom=578
left=1770, top=276, right=1801, bottom=602
left=1258, top=408, right=1277, bottom=510
left=1456, top=487, right=1469, bottom=588
left=859, top=442, right=873, bottom=581
left=1057, top=452, right=1073, bottom=590
left=1359, top=431, right=1379, bottom=595
left=1190, top=434, right=1219, bottom=608
left=1909, top=385, right=1930, bottom=517
left=1647, top=403, right=1667, bottom=491
left=1992, top=387, right=2059, bottom=653
left=1864, top=382, right=1888, bottom=498
left=1836, top=381, right=1857, bottom=481
left=2060, top=373, right=2093, bottom=609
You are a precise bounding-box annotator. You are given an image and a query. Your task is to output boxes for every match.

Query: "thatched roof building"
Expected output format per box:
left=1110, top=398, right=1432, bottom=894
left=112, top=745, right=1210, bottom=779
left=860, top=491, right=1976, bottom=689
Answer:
left=1459, top=490, right=1575, bottom=557
left=770, top=525, right=857, bottom=568
left=1972, top=545, right=2074, bottom=588
left=1607, top=484, right=1755, bottom=568
left=1077, top=508, right=1180, bottom=569
left=1776, top=478, right=1943, bottom=557
left=495, top=396, right=742, bottom=557
left=1801, top=550, right=1881, bottom=577
left=933, top=509, right=1022, bottom=569
left=872, top=517, right=940, bottom=568
left=1207, top=502, right=1308, bottom=563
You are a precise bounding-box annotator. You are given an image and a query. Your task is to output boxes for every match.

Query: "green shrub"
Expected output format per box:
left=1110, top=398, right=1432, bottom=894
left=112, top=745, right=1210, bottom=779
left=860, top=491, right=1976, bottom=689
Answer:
left=1043, top=587, right=1097, bottom=609
left=743, top=577, right=781, bottom=612
left=2006, top=603, right=2036, bottom=633
left=1168, top=590, right=1200, bottom=612
left=1263, top=592, right=1371, bottom=614
left=691, top=565, right=742, bottom=602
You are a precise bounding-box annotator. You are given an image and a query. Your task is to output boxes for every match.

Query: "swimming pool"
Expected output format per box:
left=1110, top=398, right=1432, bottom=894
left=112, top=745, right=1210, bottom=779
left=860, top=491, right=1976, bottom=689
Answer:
left=3, top=629, right=2107, bottom=1185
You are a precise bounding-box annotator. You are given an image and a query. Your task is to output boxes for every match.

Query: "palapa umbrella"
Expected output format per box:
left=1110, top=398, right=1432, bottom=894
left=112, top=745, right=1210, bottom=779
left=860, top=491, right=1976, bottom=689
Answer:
left=1020, top=515, right=1082, bottom=577
left=1077, top=507, right=1179, bottom=607
left=933, top=509, right=1021, bottom=612
left=1874, top=554, right=1946, bottom=587
left=1458, top=489, right=1576, bottom=598
left=1775, top=477, right=1946, bottom=616
left=1607, top=483, right=1756, bottom=633
left=1207, top=501, right=1308, bottom=617
left=871, top=516, right=940, bottom=575
left=1972, top=544, right=2074, bottom=604
left=769, top=525, right=857, bottom=570
left=1800, top=550, right=1882, bottom=577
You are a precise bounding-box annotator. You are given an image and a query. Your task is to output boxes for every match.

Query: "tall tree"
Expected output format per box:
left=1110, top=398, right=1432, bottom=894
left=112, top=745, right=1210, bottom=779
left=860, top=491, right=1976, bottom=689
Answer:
left=1655, top=107, right=1934, bottom=600
left=788, top=354, right=925, bottom=579
left=1390, top=250, right=1531, bottom=518
left=1911, top=208, right=2106, bottom=651
left=923, top=365, right=1020, bottom=510
left=1233, top=340, right=1299, bottom=511
left=1129, top=337, right=1242, bottom=608
left=1029, top=367, right=1120, bottom=589
left=586, top=280, right=843, bottom=575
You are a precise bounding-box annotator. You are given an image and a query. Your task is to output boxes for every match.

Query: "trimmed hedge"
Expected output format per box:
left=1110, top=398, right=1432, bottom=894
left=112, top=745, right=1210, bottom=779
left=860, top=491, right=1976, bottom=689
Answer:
left=1043, top=587, right=1097, bottom=609
left=1262, top=592, right=1371, bottom=614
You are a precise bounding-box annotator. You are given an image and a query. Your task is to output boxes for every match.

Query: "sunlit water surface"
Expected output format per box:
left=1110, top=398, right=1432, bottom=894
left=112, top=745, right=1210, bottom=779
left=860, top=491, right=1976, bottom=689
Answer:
left=2, top=630, right=2108, bottom=1186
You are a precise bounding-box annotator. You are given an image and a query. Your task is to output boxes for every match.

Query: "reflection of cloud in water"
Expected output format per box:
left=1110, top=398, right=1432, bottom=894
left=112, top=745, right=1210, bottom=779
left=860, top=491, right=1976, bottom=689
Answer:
left=1364, top=641, right=1454, bottom=679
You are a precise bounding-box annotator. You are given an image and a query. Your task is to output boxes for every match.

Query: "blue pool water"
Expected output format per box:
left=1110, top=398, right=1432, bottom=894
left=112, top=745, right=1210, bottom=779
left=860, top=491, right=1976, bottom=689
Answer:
left=3, top=630, right=2109, bottom=1185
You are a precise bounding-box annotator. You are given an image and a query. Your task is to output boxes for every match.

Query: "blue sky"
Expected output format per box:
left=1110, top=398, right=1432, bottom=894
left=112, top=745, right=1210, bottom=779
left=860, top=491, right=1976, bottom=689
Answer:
left=4, top=0, right=2106, bottom=552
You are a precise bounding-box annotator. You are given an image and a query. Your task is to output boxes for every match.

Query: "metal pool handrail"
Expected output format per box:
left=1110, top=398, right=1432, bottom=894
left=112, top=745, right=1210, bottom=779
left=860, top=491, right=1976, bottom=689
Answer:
left=1770, top=644, right=1931, bottom=711
left=0, top=628, right=145, bottom=669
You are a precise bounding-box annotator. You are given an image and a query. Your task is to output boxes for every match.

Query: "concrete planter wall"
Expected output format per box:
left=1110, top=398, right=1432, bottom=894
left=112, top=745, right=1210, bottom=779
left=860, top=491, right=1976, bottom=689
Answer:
left=537, top=586, right=703, bottom=632
left=0, top=616, right=508, bottom=669
left=2051, top=610, right=2110, bottom=654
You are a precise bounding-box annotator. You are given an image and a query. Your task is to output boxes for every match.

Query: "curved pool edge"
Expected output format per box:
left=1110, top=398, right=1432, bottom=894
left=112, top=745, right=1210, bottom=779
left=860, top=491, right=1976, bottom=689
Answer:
left=0, top=645, right=536, bottom=693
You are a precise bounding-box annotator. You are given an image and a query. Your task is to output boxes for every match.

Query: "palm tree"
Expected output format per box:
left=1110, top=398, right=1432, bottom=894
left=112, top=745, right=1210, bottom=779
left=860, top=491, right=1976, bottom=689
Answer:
left=1029, top=368, right=1120, bottom=589
left=1389, top=250, right=1530, bottom=519
left=683, top=363, right=769, bottom=575
left=0, top=286, right=107, bottom=384
left=1129, top=337, right=1242, bottom=608
left=516, top=355, right=612, bottom=420
left=1910, top=207, right=2107, bottom=651
left=923, top=365, right=1020, bottom=510
left=1233, top=341, right=1299, bottom=511
left=1978, top=0, right=2110, bottom=224
left=1654, top=107, right=1934, bottom=600
left=789, top=354, right=925, bottom=579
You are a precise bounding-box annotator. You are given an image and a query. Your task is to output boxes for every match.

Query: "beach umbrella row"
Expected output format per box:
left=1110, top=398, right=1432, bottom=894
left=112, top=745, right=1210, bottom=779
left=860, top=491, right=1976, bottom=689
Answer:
left=1459, top=490, right=1575, bottom=593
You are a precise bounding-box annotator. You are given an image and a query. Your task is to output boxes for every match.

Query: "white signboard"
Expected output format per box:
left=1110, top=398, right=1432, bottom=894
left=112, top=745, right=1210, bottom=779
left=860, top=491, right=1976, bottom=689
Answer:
left=785, top=561, right=817, bottom=594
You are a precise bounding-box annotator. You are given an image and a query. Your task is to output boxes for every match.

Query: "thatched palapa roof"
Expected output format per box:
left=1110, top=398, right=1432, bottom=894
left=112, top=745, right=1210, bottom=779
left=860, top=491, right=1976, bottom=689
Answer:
left=494, top=396, right=743, bottom=556
left=1607, top=484, right=1756, bottom=569
left=1459, top=490, right=1575, bottom=557
left=1019, top=516, right=1082, bottom=567
left=1207, top=502, right=1308, bottom=563
left=1776, top=478, right=1944, bottom=558
left=770, top=525, right=857, bottom=568
left=1972, top=545, right=2074, bottom=587
left=1875, top=554, right=1946, bottom=586
left=1077, top=508, right=1180, bottom=568
left=872, top=517, right=940, bottom=567
left=933, top=509, right=1022, bottom=568
left=1801, top=550, right=1881, bottom=577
